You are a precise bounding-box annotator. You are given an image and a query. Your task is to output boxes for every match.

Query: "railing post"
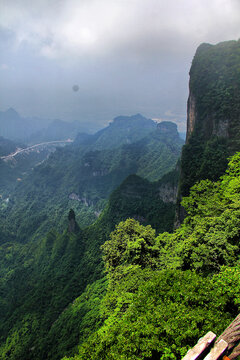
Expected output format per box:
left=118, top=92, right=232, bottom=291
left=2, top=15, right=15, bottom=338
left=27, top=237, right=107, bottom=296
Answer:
left=182, top=332, right=216, bottom=360
left=203, top=339, right=228, bottom=360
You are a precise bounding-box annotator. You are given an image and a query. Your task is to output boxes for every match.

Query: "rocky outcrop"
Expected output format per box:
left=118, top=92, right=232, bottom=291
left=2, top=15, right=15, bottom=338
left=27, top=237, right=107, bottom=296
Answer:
left=158, top=183, right=178, bottom=203
left=157, top=121, right=179, bottom=138
left=186, top=93, right=196, bottom=143
left=68, top=193, right=94, bottom=207
left=177, top=39, right=240, bottom=224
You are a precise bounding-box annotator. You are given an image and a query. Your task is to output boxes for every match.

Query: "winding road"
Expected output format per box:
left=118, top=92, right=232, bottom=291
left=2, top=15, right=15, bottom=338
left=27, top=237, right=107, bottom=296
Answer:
left=1, top=139, right=73, bottom=160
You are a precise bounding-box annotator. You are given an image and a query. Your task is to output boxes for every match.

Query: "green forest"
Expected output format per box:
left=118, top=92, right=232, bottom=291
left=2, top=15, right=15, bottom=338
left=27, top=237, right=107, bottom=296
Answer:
left=62, top=151, right=240, bottom=360
left=1, top=151, right=240, bottom=360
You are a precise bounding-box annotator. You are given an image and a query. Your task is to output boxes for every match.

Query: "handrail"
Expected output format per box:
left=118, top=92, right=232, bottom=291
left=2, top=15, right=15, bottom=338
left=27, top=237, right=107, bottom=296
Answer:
left=182, top=314, right=240, bottom=360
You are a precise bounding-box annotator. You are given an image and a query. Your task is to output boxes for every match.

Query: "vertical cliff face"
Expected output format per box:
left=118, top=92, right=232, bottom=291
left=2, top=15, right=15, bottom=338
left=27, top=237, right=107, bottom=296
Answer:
left=188, top=40, right=240, bottom=141
left=176, top=40, right=240, bottom=223
left=186, top=93, right=197, bottom=142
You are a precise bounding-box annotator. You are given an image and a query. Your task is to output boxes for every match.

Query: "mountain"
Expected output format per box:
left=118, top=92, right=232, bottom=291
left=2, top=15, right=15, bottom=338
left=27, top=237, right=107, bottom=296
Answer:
left=0, top=113, right=183, bottom=358
left=0, top=108, right=98, bottom=144
left=0, top=137, right=28, bottom=196
left=74, top=113, right=157, bottom=150
left=0, top=108, right=49, bottom=141
left=0, top=118, right=183, bottom=242
left=90, top=167, right=180, bottom=235
left=180, top=40, right=240, bottom=196
left=57, top=41, right=240, bottom=360
left=27, top=119, right=98, bottom=145
left=176, top=39, right=240, bottom=223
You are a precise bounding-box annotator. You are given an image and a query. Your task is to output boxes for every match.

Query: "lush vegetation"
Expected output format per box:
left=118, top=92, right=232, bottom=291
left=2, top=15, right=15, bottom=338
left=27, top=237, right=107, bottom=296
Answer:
left=63, top=152, right=240, bottom=360
left=1, top=151, right=239, bottom=359
left=96, top=169, right=179, bottom=235
left=0, top=163, right=179, bottom=359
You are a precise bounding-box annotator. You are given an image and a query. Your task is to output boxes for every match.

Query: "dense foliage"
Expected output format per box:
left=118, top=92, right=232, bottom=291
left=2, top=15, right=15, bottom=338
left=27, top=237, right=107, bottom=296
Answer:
left=1, top=149, right=240, bottom=360
left=1, top=144, right=240, bottom=360
left=0, top=165, right=178, bottom=359
left=97, top=170, right=179, bottom=235
left=63, top=152, right=240, bottom=360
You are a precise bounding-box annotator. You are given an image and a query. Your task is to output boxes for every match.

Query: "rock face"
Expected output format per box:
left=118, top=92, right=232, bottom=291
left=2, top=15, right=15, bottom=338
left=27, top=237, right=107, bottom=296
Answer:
left=157, top=121, right=178, bottom=137
left=177, top=39, right=240, bottom=223
left=158, top=183, right=178, bottom=203
left=186, top=93, right=196, bottom=142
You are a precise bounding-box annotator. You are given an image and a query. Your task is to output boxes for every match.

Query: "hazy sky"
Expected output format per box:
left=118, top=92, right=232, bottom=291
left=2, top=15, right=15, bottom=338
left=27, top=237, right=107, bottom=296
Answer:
left=0, top=0, right=240, bottom=131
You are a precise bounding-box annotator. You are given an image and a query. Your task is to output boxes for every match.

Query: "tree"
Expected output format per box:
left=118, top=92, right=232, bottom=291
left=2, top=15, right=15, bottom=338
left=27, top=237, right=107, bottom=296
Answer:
left=101, top=218, right=159, bottom=276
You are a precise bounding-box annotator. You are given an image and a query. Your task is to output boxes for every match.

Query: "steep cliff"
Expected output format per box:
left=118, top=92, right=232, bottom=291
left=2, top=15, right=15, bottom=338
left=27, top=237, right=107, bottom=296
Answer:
left=179, top=40, right=240, bottom=205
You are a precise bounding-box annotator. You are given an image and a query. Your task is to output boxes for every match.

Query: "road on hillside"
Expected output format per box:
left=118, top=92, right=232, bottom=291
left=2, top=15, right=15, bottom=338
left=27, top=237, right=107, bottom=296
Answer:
left=0, top=139, right=73, bottom=160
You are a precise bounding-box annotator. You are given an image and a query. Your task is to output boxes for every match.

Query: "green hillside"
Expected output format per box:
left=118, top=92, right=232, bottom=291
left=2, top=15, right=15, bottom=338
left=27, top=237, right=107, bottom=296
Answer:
left=1, top=151, right=239, bottom=360
left=64, top=152, right=240, bottom=360
left=0, top=120, right=183, bottom=242
left=0, top=166, right=179, bottom=359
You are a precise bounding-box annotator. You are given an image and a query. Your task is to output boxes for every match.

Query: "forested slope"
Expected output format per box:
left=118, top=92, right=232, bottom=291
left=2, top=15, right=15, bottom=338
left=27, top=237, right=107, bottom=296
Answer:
left=0, top=119, right=182, bottom=243
left=62, top=152, right=240, bottom=360
left=0, top=153, right=180, bottom=359
left=1, top=151, right=239, bottom=360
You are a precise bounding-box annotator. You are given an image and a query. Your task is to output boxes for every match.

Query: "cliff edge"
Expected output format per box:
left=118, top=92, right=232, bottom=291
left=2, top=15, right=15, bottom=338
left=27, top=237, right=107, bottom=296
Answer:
left=177, top=39, right=240, bottom=223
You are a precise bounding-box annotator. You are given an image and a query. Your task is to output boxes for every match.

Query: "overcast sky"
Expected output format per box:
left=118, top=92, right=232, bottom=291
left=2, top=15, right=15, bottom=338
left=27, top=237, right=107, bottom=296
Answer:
left=0, top=0, right=240, bottom=131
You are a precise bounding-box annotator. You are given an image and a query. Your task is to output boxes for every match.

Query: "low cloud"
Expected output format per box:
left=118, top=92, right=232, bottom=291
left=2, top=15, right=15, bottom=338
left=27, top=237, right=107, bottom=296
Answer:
left=0, top=0, right=239, bottom=124
left=1, top=0, right=239, bottom=61
left=0, top=63, right=9, bottom=70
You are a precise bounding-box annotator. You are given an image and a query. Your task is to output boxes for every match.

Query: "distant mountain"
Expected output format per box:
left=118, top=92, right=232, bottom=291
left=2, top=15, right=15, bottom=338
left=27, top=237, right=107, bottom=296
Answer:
left=74, top=113, right=156, bottom=150
left=0, top=108, right=49, bottom=141
left=0, top=108, right=98, bottom=144
left=27, top=119, right=98, bottom=145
